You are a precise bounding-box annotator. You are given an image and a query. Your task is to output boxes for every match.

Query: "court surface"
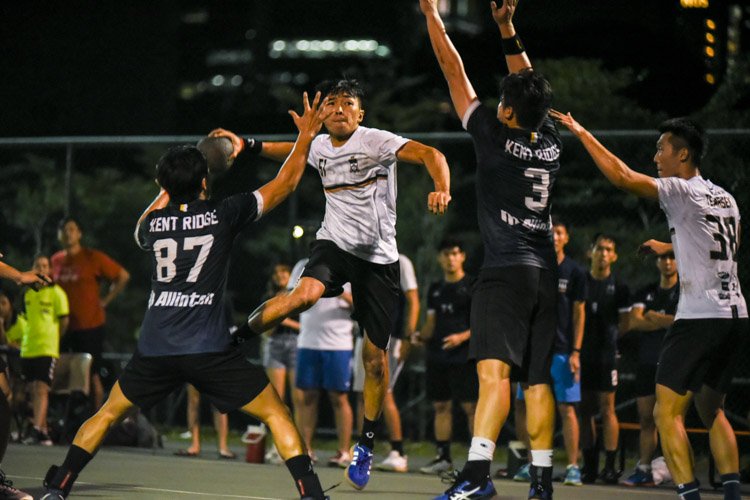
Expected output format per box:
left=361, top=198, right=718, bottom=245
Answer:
left=6, top=442, right=735, bottom=499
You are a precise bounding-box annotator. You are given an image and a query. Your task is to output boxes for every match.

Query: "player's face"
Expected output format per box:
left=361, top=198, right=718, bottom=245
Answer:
left=553, top=224, right=569, bottom=254
left=438, top=247, right=465, bottom=274
left=33, top=256, right=50, bottom=276
left=653, top=133, right=683, bottom=178
left=271, top=265, right=290, bottom=289
left=58, top=221, right=82, bottom=248
left=591, top=238, right=617, bottom=270
left=322, top=92, right=364, bottom=139
left=657, top=252, right=677, bottom=278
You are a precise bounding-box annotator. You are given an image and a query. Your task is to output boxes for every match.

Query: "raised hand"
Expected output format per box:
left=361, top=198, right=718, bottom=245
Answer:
left=22, top=270, right=52, bottom=291
left=549, top=109, right=586, bottom=136
left=419, top=0, right=439, bottom=15
left=637, top=239, right=672, bottom=260
left=288, top=91, right=332, bottom=140
left=208, top=128, right=244, bottom=161
left=428, top=190, right=452, bottom=215
left=491, top=0, right=518, bottom=27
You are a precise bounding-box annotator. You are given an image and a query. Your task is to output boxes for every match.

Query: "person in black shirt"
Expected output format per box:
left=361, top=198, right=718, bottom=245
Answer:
left=579, top=234, right=630, bottom=484
left=421, top=1, right=561, bottom=498
left=41, top=92, right=332, bottom=500
left=621, top=250, right=678, bottom=487
left=417, top=237, right=478, bottom=475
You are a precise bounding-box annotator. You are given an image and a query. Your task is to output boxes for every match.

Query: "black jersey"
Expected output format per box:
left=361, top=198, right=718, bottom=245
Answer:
left=631, top=281, right=679, bottom=365
left=135, top=192, right=261, bottom=356
left=581, top=273, right=630, bottom=364
left=465, top=104, right=561, bottom=270
left=554, top=256, right=588, bottom=354
left=425, top=274, right=475, bottom=364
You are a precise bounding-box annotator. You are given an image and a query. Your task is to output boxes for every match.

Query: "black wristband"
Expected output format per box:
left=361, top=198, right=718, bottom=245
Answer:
left=243, top=137, right=263, bottom=155
left=501, top=34, right=525, bottom=55
left=572, top=347, right=581, bottom=353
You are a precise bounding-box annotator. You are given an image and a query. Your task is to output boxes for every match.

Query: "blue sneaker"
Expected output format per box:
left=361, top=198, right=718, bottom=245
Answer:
left=563, top=464, right=582, bottom=486
left=528, top=482, right=553, bottom=499
left=433, top=475, right=496, bottom=500
left=513, top=463, right=531, bottom=481
left=345, top=444, right=373, bottom=490
left=620, top=466, right=654, bottom=487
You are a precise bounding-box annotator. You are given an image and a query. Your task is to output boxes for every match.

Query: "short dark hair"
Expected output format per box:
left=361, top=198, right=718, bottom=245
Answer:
left=315, top=78, right=365, bottom=105
left=32, top=252, right=49, bottom=264
left=551, top=215, right=568, bottom=230
left=499, top=68, right=553, bottom=130
left=592, top=232, right=617, bottom=249
left=156, top=146, right=208, bottom=204
left=657, top=117, right=708, bottom=167
left=438, top=236, right=464, bottom=252
left=57, top=216, right=80, bottom=232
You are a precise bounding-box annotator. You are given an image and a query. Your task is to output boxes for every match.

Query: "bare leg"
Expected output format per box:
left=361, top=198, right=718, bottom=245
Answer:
left=473, top=359, right=512, bottom=442
left=524, top=383, right=555, bottom=451
left=694, top=386, right=738, bottom=475
left=653, top=383, right=695, bottom=485
left=558, top=402, right=580, bottom=465
left=248, top=278, right=325, bottom=333
left=241, top=384, right=306, bottom=460
left=186, top=384, right=201, bottom=453
left=460, top=401, right=476, bottom=436
left=213, top=408, right=229, bottom=454
left=295, top=389, right=320, bottom=452
left=382, top=391, right=402, bottom=442
left=32, top=381, right=50, bottom=431
left=636, top=396, right=657, bottom=465
left=72, top=382, right=136, bottom=454
left=434, top=401, right=453, bottom=442
left=266, top=367, right=288, bottom=402
left=328, top=390, right=353, bottom=452
left=91, top=373, right=104, bottom=410
left=514, top=390, right=530, bottom=451
left=600, top=391, right=618, bottom=452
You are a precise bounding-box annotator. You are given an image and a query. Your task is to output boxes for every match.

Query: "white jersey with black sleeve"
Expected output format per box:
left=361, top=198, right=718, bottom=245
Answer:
left=656, top=175, right=747, bottom=319
left=307, top=126, right=410, bottom=265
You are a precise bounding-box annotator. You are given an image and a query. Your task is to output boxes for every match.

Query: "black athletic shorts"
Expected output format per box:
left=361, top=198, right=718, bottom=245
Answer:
left=580, top=359, right=618, bottom=392
left=425, top=360, right=479, bottom=403
left=118, top=348, right=269, bottom=413
left=301, top=239, right=400, bottom=350
left=656, top=317, right=749, bottom=395
left=469, top=266, right=556, bottom=385
left=61, top=326, right=104, bottom=375
left=21, top=356, right=57, bottom=386
left=634, top=363, right=657, bottom=398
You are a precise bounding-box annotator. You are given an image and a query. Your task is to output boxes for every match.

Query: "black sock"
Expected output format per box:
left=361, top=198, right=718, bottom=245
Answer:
left=437, top=440, right=451, bottom=461
left=359, top=418, right=376, bottom=450
left=720, top=473, right=740, bottom=500
left=463, top=460, right=490, bottom=484
left=61, top=445, right=94, bottom=475
left=583, top=448, right=598, bottom=474
left=530, top=464, right=554, bottom=488
left=605, top=450, right=616, bottom=470
left=676, top=480, right=701, bottom=500
left=390, top=440, right=403, bottom=455
left=286, top=454, right=323, bottom=499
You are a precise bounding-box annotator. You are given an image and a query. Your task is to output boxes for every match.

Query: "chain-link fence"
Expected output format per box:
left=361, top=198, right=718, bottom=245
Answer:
left=1, top=130, right=748, bottom=446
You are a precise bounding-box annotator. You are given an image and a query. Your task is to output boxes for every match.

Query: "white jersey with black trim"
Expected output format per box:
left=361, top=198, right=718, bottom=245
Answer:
left=307, top=126, right=410, bottom=264
left=657, top=175, right=747, bottom=319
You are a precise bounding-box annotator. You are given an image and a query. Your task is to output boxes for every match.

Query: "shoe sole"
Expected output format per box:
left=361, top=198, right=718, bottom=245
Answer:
left=374, top=465, right=407, bottom=472
left=620, top=481, right=655, bottom=487
left=564, top=480, right=583, bottom=486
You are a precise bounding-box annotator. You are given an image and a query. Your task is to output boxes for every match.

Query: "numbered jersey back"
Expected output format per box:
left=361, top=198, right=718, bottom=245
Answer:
left=135, top=193, right=261, bottom=356
left=657, top=176, right=747, bottom=320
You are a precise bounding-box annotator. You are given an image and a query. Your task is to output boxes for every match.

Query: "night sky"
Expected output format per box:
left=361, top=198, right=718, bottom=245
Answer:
left=0, top=0, right=732, bottom=137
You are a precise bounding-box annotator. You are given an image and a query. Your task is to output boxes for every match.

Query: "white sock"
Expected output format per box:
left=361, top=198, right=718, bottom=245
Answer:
left=530, top=449, right=553, bottom=468
left=467, top=437, right=495, bottom=462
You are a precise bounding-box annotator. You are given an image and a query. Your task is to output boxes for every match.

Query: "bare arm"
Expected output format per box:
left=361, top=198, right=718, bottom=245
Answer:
left=59, top=316, right=69, bottom=338
left=637, top=240, right=674, bottom=260
left=617, top=310, right=630, bottom=337
left=134, top=189, right=170, bottom=246
left=550, top=110, right=658, bottom=199
left=569, top=300, right=585, bottom=379
left=490, top=0, right=532, bottom=74
left=403, top=289, right=420, bottom=339
left=0, top=261, right=50, bottom=289
left=643, top=310, right=675, bottom=329
left=442, top=329, right=470, bottom=349
left=419, top=311, right=436, bottom=342
left=396, top=141, right=451, bottom=214
left=101, top=268, right=130, bottom=309
left=419, top=0, right=478, bottom=120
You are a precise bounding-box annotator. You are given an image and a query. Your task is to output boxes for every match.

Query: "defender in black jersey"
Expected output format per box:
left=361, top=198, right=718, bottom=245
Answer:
left=41, top=92, right=332, bottom=500
left=621, top=251, right=678, bottom=487
left=579, top=234, right=630, bottom=484
left=422, top=1, right=560, bottom=498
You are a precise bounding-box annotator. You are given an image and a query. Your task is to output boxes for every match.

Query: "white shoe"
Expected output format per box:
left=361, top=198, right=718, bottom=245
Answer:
left=419, top=456, right=453, bottom=474
left=374, top=450, right=408, bottom=472
left=264, top=445, right=284, bottom=465
left=179, top=430, right=192, bottom=439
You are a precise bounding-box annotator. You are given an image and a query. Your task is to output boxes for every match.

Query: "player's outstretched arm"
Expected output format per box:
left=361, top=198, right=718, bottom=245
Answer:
left=257, top=91, right=331, bottom=214
left=491, top=0, right=532, bottom=74
left=550, top=110, right=658, bottom=199
left=134, top=188, right=170, bottom=247
left=208, top=128, right=294, bottom=163
left=0, top=260, right=51, bottom=289
left=396, top=141, right=451, bottom=214
left=419, top=0, right=478, bottom=120
left=636, top=239, right=673, bottom=260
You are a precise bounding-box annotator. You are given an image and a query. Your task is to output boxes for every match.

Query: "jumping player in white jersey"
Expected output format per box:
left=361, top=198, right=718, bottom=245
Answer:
left=213, top=78, right=451, bottom=490
left=40, top=92, right=333, bottom=500
left=552, top=111, right=748, bottom=500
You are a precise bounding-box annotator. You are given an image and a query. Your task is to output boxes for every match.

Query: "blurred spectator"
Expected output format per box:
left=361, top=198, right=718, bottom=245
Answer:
left=174, top=384, right=235, bottom=459
left=51, top=217, right=130, bottom=410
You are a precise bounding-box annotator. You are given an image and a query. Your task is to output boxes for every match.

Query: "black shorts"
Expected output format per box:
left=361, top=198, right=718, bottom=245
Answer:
left=301, top=239, right=400, bottom=350
left=634, top=363, right=657, bottom=398
left=656, top=317, right=749, bottom=395
left=118, top=348, right=269, bottom=413
left=21, top=356, right=57, bottom=386
left=61, top=326, right=104, bottom=375
left=425, top=360, right=479, bottom=403
left=469, top=266, right=557, bottom=385
left=580, top=359, right=618, bottom=392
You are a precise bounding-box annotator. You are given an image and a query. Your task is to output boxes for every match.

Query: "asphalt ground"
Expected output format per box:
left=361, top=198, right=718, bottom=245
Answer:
left=6, top=441, right=743, bottom=499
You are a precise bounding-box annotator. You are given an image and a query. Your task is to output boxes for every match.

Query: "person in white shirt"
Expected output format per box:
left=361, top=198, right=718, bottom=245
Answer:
left=212, top=78, right=450, bottom=490
left=552, top=112, right=747, bottom=500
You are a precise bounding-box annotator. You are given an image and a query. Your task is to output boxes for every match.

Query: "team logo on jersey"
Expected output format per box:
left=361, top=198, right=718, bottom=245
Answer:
left=606, top=283, right=616, bottom=295
left=180, top=204, right=187, bottom=212
left=150, top=290, right=215, bottom=307
left=558, top=278, right=568, bottom=293
left=348, top=156, right=359, bottom=173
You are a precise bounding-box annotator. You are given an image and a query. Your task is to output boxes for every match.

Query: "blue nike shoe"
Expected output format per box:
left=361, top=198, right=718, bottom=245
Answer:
left=345, top=443, right=373, bottom=490
left=433, top=475, right=496, bottom=500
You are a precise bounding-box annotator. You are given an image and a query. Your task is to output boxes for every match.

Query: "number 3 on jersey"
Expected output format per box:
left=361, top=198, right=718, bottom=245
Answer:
left=524, top=167, right=551, bottom=212
left=153, top=235, right=214, bottom=282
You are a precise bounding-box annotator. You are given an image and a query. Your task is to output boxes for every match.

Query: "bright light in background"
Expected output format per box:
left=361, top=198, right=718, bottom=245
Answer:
left=269, top=39, right=391, bottom=59
left=292, top=226, right=304, bottom=239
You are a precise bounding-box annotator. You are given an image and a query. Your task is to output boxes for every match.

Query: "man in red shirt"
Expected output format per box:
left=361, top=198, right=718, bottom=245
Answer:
left=51, top=217, right=130, bottom=409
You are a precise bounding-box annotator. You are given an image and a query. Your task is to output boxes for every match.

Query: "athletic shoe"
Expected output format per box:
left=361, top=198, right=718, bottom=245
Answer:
left=0, top=470, right=32, bottom=500
left=264, top=445, right=284, bottom=465
left=528, top=482, right=553, bottom=500
left=178, top=430, right=192, bottom=439
left=40, top=491, right=64, bottom=500
left=433, top=473, right=496, bottom=500
left=620, top=467, right=654, bottom=487
left=513, top=463, right=531, bottom=481
left=420, top=457, right=453, bottom=475
left=581, top=469, right=597, bottom=484
left=599, top=468, right=621, bottom=484
left=345, top=443, right=373, bottom=490
left=327, top=450, right=351, bottom=468
left=563, top=464, right=582, bottom=486
left=375, top=450, right=408, bottom=472
left=22, top=427, right=53, bottom=446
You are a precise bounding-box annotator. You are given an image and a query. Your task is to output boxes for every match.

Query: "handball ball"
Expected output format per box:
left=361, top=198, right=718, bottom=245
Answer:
left=197, top=136, right=234, bottom=174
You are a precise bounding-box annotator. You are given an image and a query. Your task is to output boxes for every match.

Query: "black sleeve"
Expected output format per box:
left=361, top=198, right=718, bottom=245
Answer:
left=466, top=104, right=508, bottom=150
left=222, top=192, right=259, bottom=234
